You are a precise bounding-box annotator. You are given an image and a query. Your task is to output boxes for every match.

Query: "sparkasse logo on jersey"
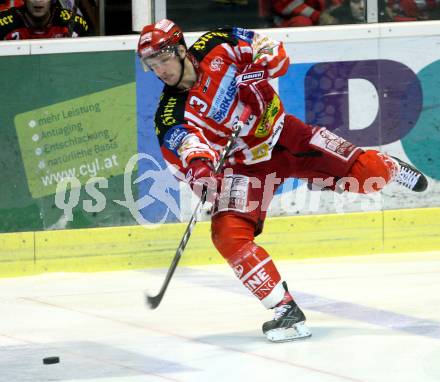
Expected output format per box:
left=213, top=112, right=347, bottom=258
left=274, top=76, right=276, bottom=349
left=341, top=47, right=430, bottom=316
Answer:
left=209, top=66, right=237, bottom=123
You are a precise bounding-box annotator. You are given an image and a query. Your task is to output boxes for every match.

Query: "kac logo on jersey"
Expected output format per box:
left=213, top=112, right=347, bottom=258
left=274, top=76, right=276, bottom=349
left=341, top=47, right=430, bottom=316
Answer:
left=210, top=56, right=224, bottom=72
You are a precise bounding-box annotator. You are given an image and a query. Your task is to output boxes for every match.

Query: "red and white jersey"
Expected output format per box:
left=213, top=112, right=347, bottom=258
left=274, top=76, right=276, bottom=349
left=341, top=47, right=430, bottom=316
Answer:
left=0, top=1, right=24, bottom=12
left=271, top=0, right=323, bottom=24
left=387, top=0, right=440, bottom=20
left=154, top=27, right=290, bottom=181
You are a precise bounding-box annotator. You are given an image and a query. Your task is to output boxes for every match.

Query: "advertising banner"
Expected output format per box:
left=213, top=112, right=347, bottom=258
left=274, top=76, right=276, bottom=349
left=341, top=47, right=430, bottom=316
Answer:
left=0, top=27, right=439, bottom=233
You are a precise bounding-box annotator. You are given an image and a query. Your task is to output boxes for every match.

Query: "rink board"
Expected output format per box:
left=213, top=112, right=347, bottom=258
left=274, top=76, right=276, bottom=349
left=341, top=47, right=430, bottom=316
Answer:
left=1, top=22, right=440, bottom=277
left=0, top=207, right=439, bottom=277
left=0, top=22, right=439, bottom=232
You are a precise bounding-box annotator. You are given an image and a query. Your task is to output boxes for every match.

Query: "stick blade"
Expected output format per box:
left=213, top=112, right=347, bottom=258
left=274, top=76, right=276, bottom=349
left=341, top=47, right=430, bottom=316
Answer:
left=145, top=293, right=162, bottom=310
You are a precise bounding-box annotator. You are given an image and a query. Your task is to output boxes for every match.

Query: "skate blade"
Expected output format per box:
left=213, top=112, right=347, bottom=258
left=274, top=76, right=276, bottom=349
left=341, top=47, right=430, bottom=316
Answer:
left=266, top=321, right=312, bottom=343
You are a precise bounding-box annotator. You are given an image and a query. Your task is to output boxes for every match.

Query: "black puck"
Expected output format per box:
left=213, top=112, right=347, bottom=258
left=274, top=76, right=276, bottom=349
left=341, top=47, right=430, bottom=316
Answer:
left=43, top=356, right=60, bottom=365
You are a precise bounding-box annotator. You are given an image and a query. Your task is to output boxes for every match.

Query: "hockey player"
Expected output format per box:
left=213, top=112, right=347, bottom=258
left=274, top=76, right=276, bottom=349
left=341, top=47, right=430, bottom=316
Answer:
left=0, top=0, right=90, bottom=40
left=137, top=19, right=428, bottom=342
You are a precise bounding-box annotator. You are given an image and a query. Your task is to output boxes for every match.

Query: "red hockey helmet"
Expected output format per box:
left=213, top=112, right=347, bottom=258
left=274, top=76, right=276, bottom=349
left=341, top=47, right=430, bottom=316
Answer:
left=137, top=19, right=186, bottom=71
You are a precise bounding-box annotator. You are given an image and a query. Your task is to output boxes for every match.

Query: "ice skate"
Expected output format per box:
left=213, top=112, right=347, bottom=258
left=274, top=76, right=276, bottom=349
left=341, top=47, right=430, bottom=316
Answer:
left=392, top=157, right=428, bottom=192
left=262, top=284, right=312, bottom=343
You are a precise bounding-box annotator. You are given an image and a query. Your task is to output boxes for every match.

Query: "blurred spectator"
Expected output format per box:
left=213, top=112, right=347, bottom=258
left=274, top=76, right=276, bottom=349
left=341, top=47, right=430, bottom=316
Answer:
left=268, top=0, right=324, bottom=26
left=0, top=0, right=90, bottom=40
left=320, top=0, right=366, bottom=24
left=59, top=0, right=98, bottom=34
left=383, top=0, right=440, bottom=21
left=0, top=0, right=23, bottom=11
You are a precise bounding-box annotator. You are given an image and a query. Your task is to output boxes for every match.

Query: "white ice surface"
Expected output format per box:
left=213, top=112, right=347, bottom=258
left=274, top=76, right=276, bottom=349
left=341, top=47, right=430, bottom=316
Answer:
left=1, top=251, right=440, bottom=382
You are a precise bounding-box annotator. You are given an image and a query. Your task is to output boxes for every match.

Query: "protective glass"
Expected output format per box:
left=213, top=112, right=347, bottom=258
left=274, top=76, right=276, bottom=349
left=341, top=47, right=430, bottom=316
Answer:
left=140, top=46, right=179, bottom=72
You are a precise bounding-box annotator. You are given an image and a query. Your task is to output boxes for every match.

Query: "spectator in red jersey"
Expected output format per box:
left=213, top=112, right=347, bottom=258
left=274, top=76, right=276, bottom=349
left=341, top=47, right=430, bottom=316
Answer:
left=0, top=0, right=90, bottom=40
left=137, top=19, right=428, bottom=343
left=383, top=0, right=440, bottom=21
left=0, top=0, right=24, bottom=11
left=270, top=0, right=324, bottom=26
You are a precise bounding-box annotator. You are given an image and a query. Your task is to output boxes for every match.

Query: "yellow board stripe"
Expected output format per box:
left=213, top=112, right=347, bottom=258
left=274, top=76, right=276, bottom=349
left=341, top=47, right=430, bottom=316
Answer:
left=0, top=231, right=35, bottom=276
left=1, top=207, right=439, bottom=278
left=383, top=208, right=440, bottom=252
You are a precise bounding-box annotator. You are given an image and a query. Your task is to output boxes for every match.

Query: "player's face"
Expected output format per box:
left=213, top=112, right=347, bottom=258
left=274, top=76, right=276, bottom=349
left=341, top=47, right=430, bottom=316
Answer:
left=142, top=48, right=183, bottom=86
left=350, top=0, right=366, bottom=22
left=25, top=0, right=52, bottom=18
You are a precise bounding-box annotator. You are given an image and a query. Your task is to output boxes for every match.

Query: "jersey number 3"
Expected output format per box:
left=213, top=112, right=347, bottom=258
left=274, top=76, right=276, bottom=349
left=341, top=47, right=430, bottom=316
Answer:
left=189, top=95, right=208, bottom=113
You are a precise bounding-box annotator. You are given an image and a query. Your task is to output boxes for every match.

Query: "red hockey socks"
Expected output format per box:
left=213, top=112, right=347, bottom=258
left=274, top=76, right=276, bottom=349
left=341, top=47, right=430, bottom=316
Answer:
left=211, top=214, right=285, bottom=308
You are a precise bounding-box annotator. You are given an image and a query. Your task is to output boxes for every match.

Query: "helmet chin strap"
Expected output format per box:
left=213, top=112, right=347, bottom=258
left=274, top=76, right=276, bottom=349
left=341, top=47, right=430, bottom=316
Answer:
left=174, top=53, right=186, bottom=88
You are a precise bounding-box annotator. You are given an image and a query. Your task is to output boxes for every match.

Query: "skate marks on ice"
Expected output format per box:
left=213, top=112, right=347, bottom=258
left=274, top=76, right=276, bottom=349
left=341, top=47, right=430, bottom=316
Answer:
left=1, top=252, right=439, bottom=382
left=0, top=340, right=196, bottom=382
left=296, top=291, right=440, bottom=340
left=143, top=258, right=440, bottom=342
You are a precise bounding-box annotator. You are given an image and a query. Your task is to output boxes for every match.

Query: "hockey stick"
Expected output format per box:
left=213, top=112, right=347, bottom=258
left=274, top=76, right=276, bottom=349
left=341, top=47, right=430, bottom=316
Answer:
left=146, top=106, right=251, bottom=309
